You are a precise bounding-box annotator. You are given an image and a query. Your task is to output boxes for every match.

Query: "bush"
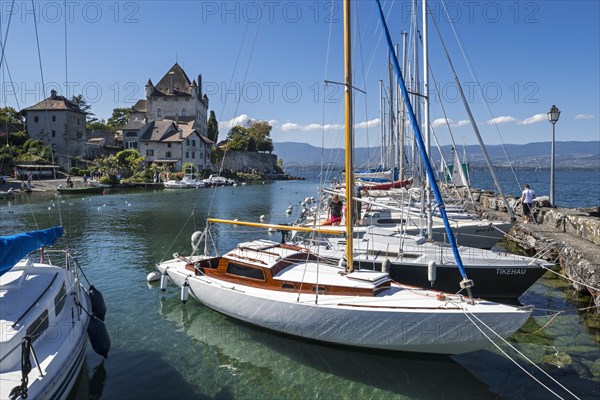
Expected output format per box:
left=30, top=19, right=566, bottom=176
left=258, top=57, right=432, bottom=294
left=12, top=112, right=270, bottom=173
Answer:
left=99, top=175, right=118, bottom=185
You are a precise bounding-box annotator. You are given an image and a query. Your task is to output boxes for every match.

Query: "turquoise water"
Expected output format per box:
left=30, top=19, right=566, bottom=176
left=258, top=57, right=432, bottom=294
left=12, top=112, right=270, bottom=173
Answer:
left=1, top=179, right=598, bottom=399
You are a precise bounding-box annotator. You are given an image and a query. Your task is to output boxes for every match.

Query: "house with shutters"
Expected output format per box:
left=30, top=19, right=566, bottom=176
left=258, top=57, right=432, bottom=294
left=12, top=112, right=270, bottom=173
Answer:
left=21, top=89, right=87, bottom=170
left=121, top=63, right=213, bottom=171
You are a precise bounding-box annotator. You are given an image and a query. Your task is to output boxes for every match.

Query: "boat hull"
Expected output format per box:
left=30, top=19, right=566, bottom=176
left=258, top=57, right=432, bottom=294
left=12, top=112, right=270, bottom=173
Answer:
left=355, top=259, right=546, bottom=299
left=0, top=263, right=92, bottom=400
left=56, top=187, right=105, bottom=195
left=158, top=262, right=530, bottom=355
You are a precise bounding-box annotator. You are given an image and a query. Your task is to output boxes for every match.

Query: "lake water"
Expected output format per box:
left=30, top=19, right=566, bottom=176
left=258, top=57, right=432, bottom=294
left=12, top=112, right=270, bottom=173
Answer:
left=1, top=175, right=598, bottom=400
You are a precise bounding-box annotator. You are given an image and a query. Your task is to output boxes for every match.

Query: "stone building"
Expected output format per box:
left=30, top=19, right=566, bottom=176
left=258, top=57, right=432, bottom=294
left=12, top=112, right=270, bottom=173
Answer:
left=21, top=90, right=87, bottom=170
left=121, top=63, right=213, bottom=172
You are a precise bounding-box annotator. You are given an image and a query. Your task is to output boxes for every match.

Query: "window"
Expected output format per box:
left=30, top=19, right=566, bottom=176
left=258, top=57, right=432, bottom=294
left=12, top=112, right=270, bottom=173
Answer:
left=167, top=143, right=171, bottom=148
left=34, top=116, right=39, bottom=123
left=165, top=151, right=171, bottom=158
left=191, top=152, right=195, bottom=159
left=125, top=131, right=137, bottom=138
left=157, top=108, right=162, bottom=118
left=27, top=309, right=49, bottom=342
left=54, top=283, right=67, bottom=316
left=186, top=139, right=190, bottom=146
left=146, top=149, right=154, bottom=156
left=52, top=130, right=56, bottom=137
left=77, top=131, right=83, bottom=139
left=226, top=262, right=265, bottom=280
left=185, top=152, right=189, bottom=158
left=52, top=115, right=56, bottom=122
left=77, top=118, right=80, bottom=125
left=192, top=140, right=196, bottom=147
left=181, top=108, right=187, bottom=117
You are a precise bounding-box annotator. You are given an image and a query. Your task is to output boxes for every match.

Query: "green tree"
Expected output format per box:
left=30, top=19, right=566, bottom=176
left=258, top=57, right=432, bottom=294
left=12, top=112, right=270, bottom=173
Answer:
left=87, top=119, right=112, bottom=131
left=114, top=149, right=145, bottom=177
left=108, top=108, right=130, bottom=130
left=9, top=131, right=28, bottom=147
left=210, top=146, right=224, bottom=165
left=207, top=110, right=219, bottom=143
left=0, top=106, right=24, bottom=127
left=226, top=125, right=249, bottom=151
left=247, top=137, right=257, bottom=152
left=247, top=120, right=273, bottom=153
left=71, top=94, right=97, bottom=123
left=19, top=139, right=50, bottom=162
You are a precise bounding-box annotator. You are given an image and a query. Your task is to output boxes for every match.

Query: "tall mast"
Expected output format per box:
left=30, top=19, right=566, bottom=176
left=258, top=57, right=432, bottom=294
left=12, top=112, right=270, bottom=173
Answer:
left=388, top=52, right=394, bottom=171
left=399, top=31, right=408, bottom=182
left=422, top=0, right=433, bottom=238
left=376, top=0, right=474, bottom=300
left=343, top=0, right=354, bottom=272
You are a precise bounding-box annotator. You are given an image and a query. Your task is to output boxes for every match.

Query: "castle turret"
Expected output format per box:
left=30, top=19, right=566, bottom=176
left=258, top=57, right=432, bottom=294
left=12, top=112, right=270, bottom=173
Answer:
left=145, top=79, right=154, bottom=97
left=190, top=79, right=198, bottom=98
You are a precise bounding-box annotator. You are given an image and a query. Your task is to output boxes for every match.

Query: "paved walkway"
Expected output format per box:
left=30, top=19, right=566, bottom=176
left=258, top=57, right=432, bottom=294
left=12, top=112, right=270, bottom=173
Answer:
left=0, top=177, right=80, bottom=192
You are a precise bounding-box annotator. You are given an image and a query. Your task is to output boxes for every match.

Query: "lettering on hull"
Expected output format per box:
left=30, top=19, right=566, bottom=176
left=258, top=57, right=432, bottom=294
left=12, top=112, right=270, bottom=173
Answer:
left=496, top=268, right=527, bottom=275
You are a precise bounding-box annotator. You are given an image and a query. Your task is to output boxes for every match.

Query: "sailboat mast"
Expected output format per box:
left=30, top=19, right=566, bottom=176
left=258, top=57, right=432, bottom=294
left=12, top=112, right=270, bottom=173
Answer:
left=399, top=31, right=408, bottom=182
left=343, top=0, right=354, bottom=272
left=422, top=0, right=433, bottom=239
left=376, top=0, right=474, bottom=297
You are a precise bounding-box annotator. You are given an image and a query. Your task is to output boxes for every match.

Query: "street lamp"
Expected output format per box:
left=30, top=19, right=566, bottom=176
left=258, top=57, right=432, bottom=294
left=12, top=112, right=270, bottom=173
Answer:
left=547, top=105, right=560, bottom=207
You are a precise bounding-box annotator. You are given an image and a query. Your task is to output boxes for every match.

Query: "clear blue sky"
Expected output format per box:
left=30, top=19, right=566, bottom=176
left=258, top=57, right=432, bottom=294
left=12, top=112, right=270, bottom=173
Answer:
left=2, top=0, right=598, bottom=149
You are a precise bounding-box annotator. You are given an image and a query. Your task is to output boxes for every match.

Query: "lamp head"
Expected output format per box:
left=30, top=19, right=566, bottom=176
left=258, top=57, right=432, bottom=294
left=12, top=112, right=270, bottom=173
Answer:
left=547, top=105, right=561, bottom=124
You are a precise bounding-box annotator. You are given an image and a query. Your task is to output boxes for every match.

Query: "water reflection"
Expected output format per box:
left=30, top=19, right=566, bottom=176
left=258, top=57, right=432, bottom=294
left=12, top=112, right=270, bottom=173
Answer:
left=159, top=295, right=494, bottom=399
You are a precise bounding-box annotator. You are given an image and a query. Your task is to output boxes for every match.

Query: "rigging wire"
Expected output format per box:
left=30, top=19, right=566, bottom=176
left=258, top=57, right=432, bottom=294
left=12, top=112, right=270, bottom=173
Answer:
left=438, top=0, right=522, bottom=190
left=457, top=303, right=582, bottom=400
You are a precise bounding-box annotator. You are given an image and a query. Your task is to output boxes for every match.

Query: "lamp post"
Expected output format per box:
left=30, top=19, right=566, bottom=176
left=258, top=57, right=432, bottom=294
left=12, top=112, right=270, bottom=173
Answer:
left=547, top=105, right=560, bottom=207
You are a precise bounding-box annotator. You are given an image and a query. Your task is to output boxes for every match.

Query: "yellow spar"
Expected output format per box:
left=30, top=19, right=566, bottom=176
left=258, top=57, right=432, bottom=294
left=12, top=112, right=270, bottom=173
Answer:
left=207, top=218, right=345, bottom=236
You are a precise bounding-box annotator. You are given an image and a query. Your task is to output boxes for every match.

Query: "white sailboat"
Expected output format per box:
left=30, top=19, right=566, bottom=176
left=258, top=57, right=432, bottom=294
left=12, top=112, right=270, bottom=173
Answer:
left=155, top=0, right=532, bottom=355
left=0, top=227, right=110, bottom=400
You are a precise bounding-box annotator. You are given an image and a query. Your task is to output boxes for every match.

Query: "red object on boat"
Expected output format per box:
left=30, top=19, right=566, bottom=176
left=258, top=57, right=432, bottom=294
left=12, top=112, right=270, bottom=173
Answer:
left=362, top=178, right=413, bottom=191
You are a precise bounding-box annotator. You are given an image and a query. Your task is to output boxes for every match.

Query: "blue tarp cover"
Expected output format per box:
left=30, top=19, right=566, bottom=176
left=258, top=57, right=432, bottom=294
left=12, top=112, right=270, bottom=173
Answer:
left=0, top=226, right=63, bottom=276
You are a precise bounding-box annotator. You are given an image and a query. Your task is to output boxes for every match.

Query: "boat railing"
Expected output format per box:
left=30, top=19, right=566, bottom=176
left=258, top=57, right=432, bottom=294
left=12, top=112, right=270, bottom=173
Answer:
left=0, top=336, right=45, bottom=390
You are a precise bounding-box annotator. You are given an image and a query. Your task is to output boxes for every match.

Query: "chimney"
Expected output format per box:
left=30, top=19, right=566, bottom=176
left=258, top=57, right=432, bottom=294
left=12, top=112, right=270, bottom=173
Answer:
left=168, top=72, right=175, bottom=95
left=50, top=89, right=57, bottom=99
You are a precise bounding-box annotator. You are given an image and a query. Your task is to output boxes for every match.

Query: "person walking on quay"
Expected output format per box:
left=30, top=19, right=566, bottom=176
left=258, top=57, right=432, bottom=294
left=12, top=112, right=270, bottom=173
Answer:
left=521, top=184, right=536, bottom=223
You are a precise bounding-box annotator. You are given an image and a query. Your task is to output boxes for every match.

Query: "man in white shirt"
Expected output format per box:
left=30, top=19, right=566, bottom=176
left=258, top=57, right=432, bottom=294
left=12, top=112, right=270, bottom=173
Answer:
left=521, top=184, right=536, bottom=223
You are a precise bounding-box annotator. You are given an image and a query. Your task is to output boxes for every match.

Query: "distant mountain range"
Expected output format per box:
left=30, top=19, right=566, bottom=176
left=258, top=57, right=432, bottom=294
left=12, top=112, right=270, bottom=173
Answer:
left=274, top=141, right=600, bottom=169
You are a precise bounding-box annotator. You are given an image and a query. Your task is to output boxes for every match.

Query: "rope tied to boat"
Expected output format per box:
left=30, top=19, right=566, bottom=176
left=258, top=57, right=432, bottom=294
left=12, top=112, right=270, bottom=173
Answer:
left=9, top=337, right=33, bottom=400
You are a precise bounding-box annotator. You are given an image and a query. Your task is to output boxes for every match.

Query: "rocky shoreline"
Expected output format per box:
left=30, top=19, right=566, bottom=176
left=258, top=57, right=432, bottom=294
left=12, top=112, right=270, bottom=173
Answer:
left=472, top=188, right=600, bottom=313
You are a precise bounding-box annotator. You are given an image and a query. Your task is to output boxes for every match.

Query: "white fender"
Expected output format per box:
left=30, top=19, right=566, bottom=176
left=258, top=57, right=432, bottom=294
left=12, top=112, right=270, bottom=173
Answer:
left=181, top=280, right=190, bottom=303
left=428, top=261, right=436, bottom=286
left=160, top=272, right=169, bottom=291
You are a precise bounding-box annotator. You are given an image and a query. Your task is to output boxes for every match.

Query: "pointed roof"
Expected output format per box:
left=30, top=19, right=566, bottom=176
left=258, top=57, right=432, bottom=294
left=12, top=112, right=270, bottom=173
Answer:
left=131, top=99, right=147, bottom=113
left=146, top=79, right=154, bottom=87
left=153, top=63, right=192, bottom=97
left=22, top=91, right=85, bottom=114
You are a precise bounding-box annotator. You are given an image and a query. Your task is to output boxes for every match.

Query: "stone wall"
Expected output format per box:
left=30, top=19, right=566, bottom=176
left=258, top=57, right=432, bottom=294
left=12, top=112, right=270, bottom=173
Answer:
left=219, top=151, right=278, bottom=173
left=471, top=188, right=600, bottom=311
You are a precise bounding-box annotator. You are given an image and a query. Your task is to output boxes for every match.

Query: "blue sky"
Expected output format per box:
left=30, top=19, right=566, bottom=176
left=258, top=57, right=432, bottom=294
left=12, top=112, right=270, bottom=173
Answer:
left=2, top=0, right=598, bottom=149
